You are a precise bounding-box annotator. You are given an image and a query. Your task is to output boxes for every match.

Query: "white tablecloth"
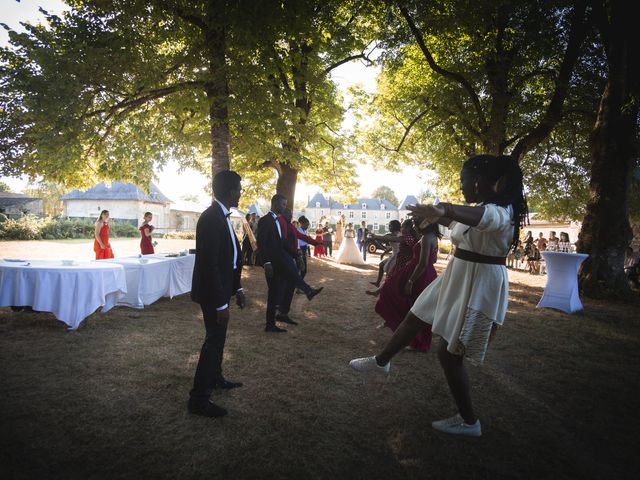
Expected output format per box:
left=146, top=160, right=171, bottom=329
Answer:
left=0, top=259, right=127, bottom=330
left=537, top=251, right=589, bottom=314
left=100, top=254, right=195, bottom=308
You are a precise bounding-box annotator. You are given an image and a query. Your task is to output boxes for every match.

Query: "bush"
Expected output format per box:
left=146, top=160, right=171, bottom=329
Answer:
left=109, top=222, right=138, bottom=238
left=0, top=215, right=42, bottom=240
left=438, top=242, right=453, bottom=255
left=163, top=231, right=195, bottom=240
left=0, top=216, right=139, bottom=240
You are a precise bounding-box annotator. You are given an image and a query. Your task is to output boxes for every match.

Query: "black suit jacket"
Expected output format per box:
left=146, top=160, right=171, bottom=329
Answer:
left=257, top=212, right=286, bottom=268
left=191, top=202, right=242, bottom=309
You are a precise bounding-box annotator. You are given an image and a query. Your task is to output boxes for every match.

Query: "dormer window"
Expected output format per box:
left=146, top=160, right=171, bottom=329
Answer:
left=381, top=204, right=385, bottom=210
left=315, top=202, right=320, bottom=208
left=343, top=204, right=348, bottom=209
left=361, top=203, right=367, bottom=209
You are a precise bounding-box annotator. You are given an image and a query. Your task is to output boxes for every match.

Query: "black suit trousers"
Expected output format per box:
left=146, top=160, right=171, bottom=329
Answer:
left=189, top=303, right=229, bottom=403
left=265, top=272, right=282, bottom=326
left=277, top=255, right=312, bottom=315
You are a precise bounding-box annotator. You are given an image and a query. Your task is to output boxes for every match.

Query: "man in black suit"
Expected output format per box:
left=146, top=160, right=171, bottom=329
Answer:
left=356, top=220, right=369, bottom=253
left=257, top=194, right=323, bottom=333
left=188, top=170, right=246, bottom=418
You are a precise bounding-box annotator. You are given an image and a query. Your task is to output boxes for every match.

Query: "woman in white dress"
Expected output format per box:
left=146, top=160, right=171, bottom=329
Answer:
left=350, top=154, right=528, bottom=438
left=335, top=223, right=366, bottom=265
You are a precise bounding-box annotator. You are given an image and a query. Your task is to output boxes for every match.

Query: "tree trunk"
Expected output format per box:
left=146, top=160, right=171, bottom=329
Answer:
left=206, top=0, right=231, bottom=199
left=576, top=1, right=638, bottom=298
left=276, top=162, right=299, bottom=211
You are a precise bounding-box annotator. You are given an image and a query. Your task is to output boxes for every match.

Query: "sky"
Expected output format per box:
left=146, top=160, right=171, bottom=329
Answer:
left=0, top=0, right=432, bottom=207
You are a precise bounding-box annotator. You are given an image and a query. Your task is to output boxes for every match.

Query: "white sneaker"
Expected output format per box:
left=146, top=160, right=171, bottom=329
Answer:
left=432, top=414, right=482, bottom=437
left=349, top=356, right=390, bottom=373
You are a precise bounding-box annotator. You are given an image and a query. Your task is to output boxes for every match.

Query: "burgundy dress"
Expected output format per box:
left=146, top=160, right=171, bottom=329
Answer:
left=375, top=240, right=437, bottom=351
left=139, top=224, right=155, bottom=255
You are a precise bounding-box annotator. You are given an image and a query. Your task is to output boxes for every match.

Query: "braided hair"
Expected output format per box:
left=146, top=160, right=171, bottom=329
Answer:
left=462, top=154, right=529, bottom=249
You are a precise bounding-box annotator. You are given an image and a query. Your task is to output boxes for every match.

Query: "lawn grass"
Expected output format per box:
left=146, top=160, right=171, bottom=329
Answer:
left=1, top=255, right=639, bottom=479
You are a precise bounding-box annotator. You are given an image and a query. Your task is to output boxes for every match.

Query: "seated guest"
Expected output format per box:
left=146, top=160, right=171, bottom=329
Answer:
left=538, top=242, right=547, bottom=275
left=527, top=244, right=540, bottom=274
left=558, top=232, right=572, bottom=252
left=547, top=231, right=559, bottom=252
left=507, top=240, right=521, bottom=269
left=535, top=232, right=547, bottom=251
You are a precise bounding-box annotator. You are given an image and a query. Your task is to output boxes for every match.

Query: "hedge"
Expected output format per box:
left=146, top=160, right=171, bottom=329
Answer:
left=0, top=216, right=138, bottom=240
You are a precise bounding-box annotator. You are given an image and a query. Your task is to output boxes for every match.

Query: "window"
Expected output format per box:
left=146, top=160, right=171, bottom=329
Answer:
left=386, top=212, right=391, bottom=219
left=362, top=211, right=366, bottom=219
left=381, top=204, right=385, bottom=210
left=361, top=203, right=367, bottom=209
left=337, top=210, right=342, bottom=216
left=374, top=222, right=379, bottom=232
left=349, top=211, right=354, bottom=219
left=343, top=203, right=348, bottom=209
left=320, top=210, right=324, bottom=216
left=315, top=202, right=320, bottom=208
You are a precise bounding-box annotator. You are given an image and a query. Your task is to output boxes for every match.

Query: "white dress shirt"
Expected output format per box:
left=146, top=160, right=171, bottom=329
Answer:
left=214, top=200, right=241, bottom=311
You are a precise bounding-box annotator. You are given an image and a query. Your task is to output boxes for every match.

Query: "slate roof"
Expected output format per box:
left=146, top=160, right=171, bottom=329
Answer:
left=398, top=195, right=419, bottom=210
left=61, top=181, right=171, bottom=204
left=0, top=192, right=41, bottom=208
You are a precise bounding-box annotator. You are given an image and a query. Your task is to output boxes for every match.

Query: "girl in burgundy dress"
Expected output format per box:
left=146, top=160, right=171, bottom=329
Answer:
left=374, top=221, right=440, bottom=351
left=313, top=226, right=325, bottom=257
left=139, top=211, right=155, bottom=255
left=94, top=209, right=114, bottom=259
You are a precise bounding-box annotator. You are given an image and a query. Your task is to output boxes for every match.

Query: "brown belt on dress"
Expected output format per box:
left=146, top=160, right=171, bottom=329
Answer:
left=453, top=247, right=506, bottom=265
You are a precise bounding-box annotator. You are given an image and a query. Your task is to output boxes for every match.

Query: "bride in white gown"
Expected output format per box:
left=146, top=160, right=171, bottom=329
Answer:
left=336, top=223, right=366, bottom=265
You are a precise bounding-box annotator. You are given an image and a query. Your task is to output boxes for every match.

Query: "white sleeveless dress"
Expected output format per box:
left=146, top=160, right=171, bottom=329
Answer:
left=410, top=204, right=513, bottom=364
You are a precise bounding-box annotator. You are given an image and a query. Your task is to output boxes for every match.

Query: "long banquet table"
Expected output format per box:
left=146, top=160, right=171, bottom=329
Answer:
left=100, top=254, right=195, bottom=308
left=0, top=259, right=127, bottom=330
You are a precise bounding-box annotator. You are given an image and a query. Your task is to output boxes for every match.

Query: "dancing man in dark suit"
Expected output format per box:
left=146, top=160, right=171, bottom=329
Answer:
left=188, top=170, right=246, bottom=418
left=257, top=194, right=323, bottom=333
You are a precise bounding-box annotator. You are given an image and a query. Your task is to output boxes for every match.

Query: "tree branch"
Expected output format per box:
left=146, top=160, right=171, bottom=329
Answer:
left=398, top=4, right=487, bottom=133
left=154, top=1, right=207, bottom=32
left=378, top=110, right=440, bottom=153
left=85, top=81, right=205, bottom=119
left=323, top=53, right=368, bottom=75
left=510, top=0, right=590, bottom=161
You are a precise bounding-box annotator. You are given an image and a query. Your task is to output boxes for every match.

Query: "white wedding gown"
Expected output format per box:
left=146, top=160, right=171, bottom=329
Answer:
left=335, top=229, right=366, bottom=265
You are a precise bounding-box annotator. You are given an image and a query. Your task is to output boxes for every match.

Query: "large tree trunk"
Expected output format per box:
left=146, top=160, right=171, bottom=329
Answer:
left=576, top=0, right=638, bottom=298
left=276, top=162, right=299, bottom=210
left=206, top=0, right=231, bottom=197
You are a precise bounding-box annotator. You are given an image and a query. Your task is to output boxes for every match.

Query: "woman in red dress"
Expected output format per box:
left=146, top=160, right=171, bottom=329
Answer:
left=94, top=210, right=114, bottom=259
left=374, top=221, right=440, bottom=351
left=139, top=211, right=155, bottom=255
left=313, top=227, right=325, bottom=257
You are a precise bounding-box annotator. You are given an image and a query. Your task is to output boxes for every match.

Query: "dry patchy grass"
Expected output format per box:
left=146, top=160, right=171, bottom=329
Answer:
left=1, top=250, right=639, bottom=479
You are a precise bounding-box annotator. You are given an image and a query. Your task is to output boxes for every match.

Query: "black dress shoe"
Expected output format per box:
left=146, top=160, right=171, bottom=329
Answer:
left=188, top=400, right=228, bottom=418
left=214, top=379, right=243, bottom=390
left=265, top=324, right=287, bottom=333
left=275, top=314, right=298, bottom=325
left=306, top=287, right=324, bottom=300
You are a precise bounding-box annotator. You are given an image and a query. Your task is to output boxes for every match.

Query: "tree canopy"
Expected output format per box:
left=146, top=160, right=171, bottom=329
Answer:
left=371, top=185, right=399, bottom=206
left=354, top=0, right=602, bottom=220
left=0, top=0, right=375, bottom=208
